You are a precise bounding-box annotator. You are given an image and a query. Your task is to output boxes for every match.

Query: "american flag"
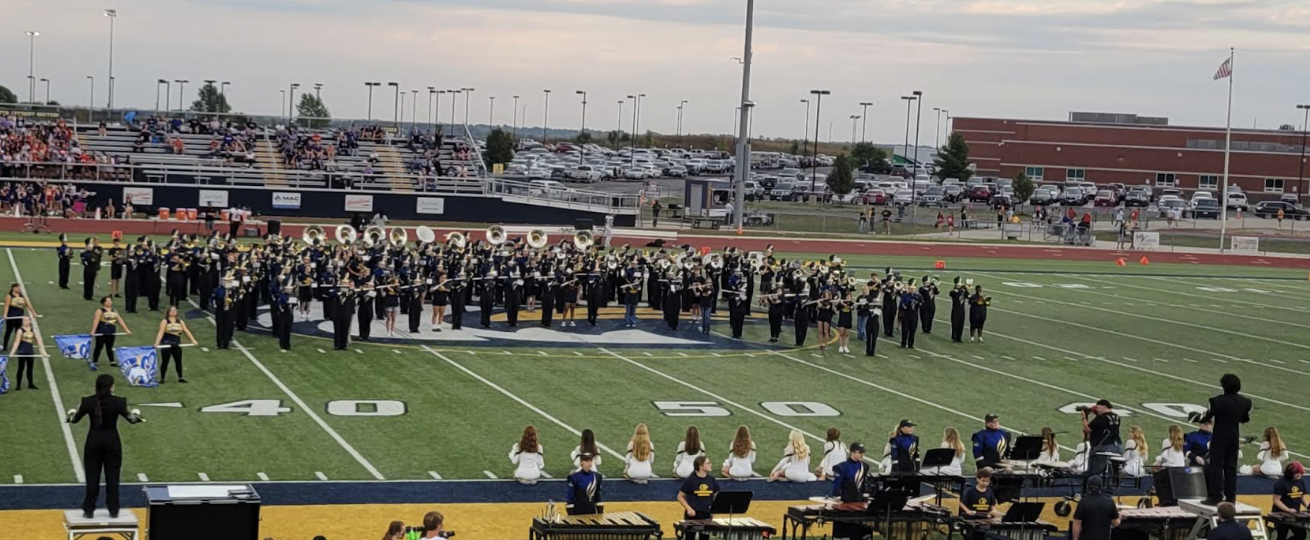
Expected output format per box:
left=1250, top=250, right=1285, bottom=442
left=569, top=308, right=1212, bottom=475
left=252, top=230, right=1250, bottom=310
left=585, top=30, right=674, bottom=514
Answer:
left=1213, top=58, right=1232, bottom=80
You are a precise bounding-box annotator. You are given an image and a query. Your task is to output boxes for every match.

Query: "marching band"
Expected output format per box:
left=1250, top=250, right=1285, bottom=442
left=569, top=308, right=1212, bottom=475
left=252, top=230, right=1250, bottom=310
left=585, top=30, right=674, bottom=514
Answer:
left=58, top=225, right=994, bottom=353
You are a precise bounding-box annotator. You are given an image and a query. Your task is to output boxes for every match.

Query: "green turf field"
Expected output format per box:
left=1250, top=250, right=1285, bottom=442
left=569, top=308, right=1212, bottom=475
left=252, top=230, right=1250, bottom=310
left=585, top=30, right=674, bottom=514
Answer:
left=2, top=245, right=1308, bottom=487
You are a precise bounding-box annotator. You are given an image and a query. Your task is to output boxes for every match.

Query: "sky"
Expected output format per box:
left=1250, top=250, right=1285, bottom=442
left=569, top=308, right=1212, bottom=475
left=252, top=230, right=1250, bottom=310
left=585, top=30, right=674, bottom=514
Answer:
left=2, top=0, right=1308, bottom=144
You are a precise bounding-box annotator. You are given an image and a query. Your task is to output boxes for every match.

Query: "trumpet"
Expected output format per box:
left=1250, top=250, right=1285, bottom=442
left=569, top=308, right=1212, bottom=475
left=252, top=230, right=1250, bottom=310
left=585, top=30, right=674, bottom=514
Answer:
left=573, top=230, right=594, bottom=250
left=335, top=225, right=358, bottom=245
left=527, top=229, right=549, bottom=249
left=363, top=225, right=385, bottom=247
left=487, top=226, right=507, bottom=246
left=416, top=226, right=437, bottom=244
left=303, top=225, right=327, bottom=245
left=389, top=227, right=408, bottom=247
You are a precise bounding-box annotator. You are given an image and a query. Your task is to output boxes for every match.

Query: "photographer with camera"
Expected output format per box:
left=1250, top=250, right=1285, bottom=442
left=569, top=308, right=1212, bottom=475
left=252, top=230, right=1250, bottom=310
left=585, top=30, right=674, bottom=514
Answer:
left=1081, top=400, right=1122, bottom=484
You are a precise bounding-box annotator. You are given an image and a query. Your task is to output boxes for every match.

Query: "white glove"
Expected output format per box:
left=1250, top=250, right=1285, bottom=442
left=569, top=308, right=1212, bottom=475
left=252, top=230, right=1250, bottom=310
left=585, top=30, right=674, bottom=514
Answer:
left=131, top=408, right=146, bottom=423
left=66, top=408, right=76, bottom=423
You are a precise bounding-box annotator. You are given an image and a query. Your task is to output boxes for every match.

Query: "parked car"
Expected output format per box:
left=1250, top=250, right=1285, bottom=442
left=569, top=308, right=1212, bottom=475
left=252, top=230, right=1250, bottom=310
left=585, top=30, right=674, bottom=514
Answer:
left=529, top=180, right=568, bottom=197
left=967, top=185, right=992, bottom=203
left=1124, top=189, right=1151, bottom=208
left=1060, top=187, right=1085, bottom=206
left=943, top=184, right=964, bottom=203
left=920, top=186, right=945, bottom=207
left=863, top=188, right=887, bottom=205
left=1253, top=201, right=1309, bottom=220
left=1093, top=190, right=1117, bottom=207
left=1190, top=197, right=1222, bottom=219
left=1156, top=196, right=1188, bottom=218
left=566, top=164, right=604, bottom=183
left=743, top=180, right=764, bottom=201
left=770, top=182, right=796, bottom=201
left=989, top=194, right=1013, bottom=210
left=1225, top=192, right=1248, bottom=210
left=1279, top=193, right=1301, bottom=206
left=893, top=189, right=914, bottom=206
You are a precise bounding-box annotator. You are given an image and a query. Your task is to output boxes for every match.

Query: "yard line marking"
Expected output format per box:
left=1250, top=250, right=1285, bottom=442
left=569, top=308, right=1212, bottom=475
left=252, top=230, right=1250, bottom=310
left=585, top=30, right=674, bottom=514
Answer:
left=970, top=354, right=985, bottom=360
left=257, top=472, right=270, bottom=481
left=537, top=351, right=549, bottom=357
left=201, top=347, right=210, bottom=353
left=355, top=349, right=363, bottom=354
left=1032, top=356, right=1046, bottom=361
left=315, top=471, right=328, bottom=481
left=184, top=298, right=385, bottom=480
left=137, top=473, right=148, bottom=482
left=573, top=351, right=584, bottom=357
left=1060, top=275, right=1310, bottom=331
left=1213, top=358, right=1228, bottom=363
left=541, top=471, right=553, bottom=479
left=198, top=473, right=210, bottom=482
left=748, top=353, right=758, bottom=358
left=811, top=353, right=822, bottom=358
left=317, top=348, right=326, bottom=354
left=483, top=471, right=498, bottom=479
left=1124, top=276, right=1303, bottom=314
left=13, top=475, right=22, bottom=484
left=643, top=352, right=653, bottom=357
left=1123, top=357, right=1140, bottom=362
left=1063, top=356, right=1079, bottom=362
left=1301, top=360, right=1310, bottom=365
left=393, top=350, right=403, bottom=355
left=1013, top=300, right=1023, bottom=304
left=909, top=354, right=921, bottom=359
left=712, top=352, right=723, bottom=357
left=1183, top=358, right=1198, bottom=363
left=1153, top=358, right=1170, bottom=363
left=423, top=346, right=625, bottom=461
left=1001, top=355, right=1016, bottom=361
left=678, top=352, right=689, bottom=357
left=428, top=471, right=442, bottom=480
left=502, top=351, right=513, bottom=356
left=8, top=249, right=84, bottom=484
left=1269, top=359, right=1286, bottom=365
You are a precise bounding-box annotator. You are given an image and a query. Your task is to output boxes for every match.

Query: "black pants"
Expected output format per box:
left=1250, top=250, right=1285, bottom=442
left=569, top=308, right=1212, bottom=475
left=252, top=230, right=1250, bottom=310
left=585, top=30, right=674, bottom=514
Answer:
left=970, top=316, right=986, bottom=336
left=215, top=309, right=231, bottom=348
left=59, top=258, right=71, bottom=288
left=82, top=439, right=123, bottom=515
left=93, top=335, right=117, bottom=365
left=951, top=309, right=965, bottom=342
left=540, top=297, right=554, bottom=327
left=14, top=355, right=36, bottom=387
left=506, top=289, right=520, bottom=326
left=587, top=295, right=600, bottom=325
left=160, top=345, right=183, bottom=380
left=276, top=309, right=293, bottom=350
left=900, top=312, right=918, bottom=348
left=480, top=293, right=493, bottom=328
left=920, top=303, right=935, bottom=333
left=882, top=304, right=895, bottom=336
left=769, top=311, right=783, bottom=340
left=167, top=280, right=186, bottom=307
left=450, top=295, right=464, bottom=329
left=1205, top=434, right=1240, bottom=502
left=124, top=272, right=138, bottom=312
left=409, top=297, right=423, bottom=332
left=865, top=316, right=880, bottom=356
left=794, top=310, right=809, bottom=346
left=3, top=320, right=20, bottom=349
left=358, top=309, right=373, bottom=340
left=83, top=267, right=97, bottom=300
left=228, top=220, right=239, bottom=238
left=333, top=311, right=353, bottom=350
left=1276, top=525, right=1307, bottom=540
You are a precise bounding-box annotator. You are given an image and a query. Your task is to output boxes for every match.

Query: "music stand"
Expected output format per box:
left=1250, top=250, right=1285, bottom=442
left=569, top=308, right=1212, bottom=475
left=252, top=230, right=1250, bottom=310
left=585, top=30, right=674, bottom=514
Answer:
left=1010, top=436, right=1043, bottom=462
left=867, top=488, right=914, bottom=540
left=920, top=449, right=959, bottom=506
left=711, top=491, right=753, bottom=540
left=1002, top=501, right=1045, bottom=540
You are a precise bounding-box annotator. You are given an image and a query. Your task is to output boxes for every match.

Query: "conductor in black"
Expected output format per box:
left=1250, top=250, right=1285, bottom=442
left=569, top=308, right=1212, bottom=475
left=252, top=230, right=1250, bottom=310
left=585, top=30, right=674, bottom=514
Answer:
left=69, top=374, right=142, bottom=518
left=1201, top=374, right=1252, bottom=505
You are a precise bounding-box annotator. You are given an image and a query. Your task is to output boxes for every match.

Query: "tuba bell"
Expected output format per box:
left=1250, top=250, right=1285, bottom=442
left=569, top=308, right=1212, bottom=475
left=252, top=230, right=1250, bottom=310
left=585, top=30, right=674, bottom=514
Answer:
left=363, top=226, right=385, bottom=247
left=334, top=225, right=358, bottom=245
left=445, top=231, right=467, bottom=250
left=527, top=229, right=548, bottom=249
left=706, top=253, right=724, bottom=270
left=416, top=226, right=436, bottom=244
left=303, top=225, right=326, bottom=246
left=747, top=251, right=765, bottom=271
left=573, top=230, right=594, bottom=250
left=487, top=226, right=507, bottom=246
left=389, top=227, right=408, bottom=247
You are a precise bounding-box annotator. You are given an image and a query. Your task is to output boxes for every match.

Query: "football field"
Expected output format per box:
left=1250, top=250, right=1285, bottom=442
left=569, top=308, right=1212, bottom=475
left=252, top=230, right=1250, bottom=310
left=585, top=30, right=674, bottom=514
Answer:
left=3, top=244, right=1309, bottom=488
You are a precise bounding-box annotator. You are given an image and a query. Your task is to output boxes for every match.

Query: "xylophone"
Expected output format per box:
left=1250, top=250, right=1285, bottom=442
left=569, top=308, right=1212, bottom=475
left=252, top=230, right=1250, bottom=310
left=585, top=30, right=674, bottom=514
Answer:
left=1267, top=512, right=1310, bottom=532
left=1114, top=505, right=1201, bottom=540
left=529, top=512, right=663, bottom=540
left=956, top=517, right=1059, bottom=540
left=674, top=517, right=776, bottom=540
left=782, top=500, right=951, bottom=540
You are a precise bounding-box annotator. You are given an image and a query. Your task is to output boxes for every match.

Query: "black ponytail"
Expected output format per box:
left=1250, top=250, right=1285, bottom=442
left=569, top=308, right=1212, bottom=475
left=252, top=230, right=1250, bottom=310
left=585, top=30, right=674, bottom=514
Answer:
left=93, top=374, right=114, bottom=426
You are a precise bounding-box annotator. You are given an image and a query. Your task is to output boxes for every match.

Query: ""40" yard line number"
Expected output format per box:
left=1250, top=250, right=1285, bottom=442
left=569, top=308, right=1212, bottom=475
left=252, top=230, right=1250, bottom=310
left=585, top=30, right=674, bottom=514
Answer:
left=652, top=401, right=841, bottom=417
left=199, top=399, right=407, bottom=417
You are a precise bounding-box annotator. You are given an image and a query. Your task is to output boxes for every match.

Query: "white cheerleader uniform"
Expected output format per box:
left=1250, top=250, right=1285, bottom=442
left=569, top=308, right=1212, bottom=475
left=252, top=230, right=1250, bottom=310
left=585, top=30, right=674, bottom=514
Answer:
left=1068, top=443, right=1089, bottom=474
left=625, top=441, right=655, bottom=480
left=818, top=441, right=848, bottom=478
left=510, top=443, right=545, bottom=483
left=770, top=443, right=816, bottom=483
left=1255, top=442, right=1289, bottom=478
left=673, top=441, right=706, bottom=479
left=921, top=444, right=964, bottom=476
left=723, top=442, right=757, bottom=479
left=1035, top=446, right=1061, bottom=466
left=1122, top=440, right=1146, bottom=477
left=1154, top=439, right=1186, bottom=468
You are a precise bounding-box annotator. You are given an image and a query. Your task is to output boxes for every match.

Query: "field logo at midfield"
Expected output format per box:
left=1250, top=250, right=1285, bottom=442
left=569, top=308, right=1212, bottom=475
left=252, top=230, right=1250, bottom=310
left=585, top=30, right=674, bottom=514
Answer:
left=1058, top=402, right=1205, bottom=419
left=1003, top=282, right=1092, bottom=289
left=652, top=400, right=841, bottom=417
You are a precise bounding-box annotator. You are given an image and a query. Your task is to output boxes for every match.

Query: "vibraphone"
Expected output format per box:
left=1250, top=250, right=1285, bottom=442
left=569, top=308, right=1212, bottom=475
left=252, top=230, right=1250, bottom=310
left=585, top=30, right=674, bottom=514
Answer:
left=956, top=518, right=1059, bottom=540
left=1267, top=512, right=1310, bottom=533
left=782, top=502, right=951, bottom=540
left=674, top=517, right=776, bottom=540
left=529, top=512, right=663, bottom=540
left=1113, top=506, right=1200, bottom=540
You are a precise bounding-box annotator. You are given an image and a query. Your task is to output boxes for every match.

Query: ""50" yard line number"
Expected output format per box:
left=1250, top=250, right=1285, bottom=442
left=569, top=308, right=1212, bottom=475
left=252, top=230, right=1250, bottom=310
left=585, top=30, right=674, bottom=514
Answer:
left=199, top=399, right=407, bottom=417
left=652, top=401, right=841, bottom=417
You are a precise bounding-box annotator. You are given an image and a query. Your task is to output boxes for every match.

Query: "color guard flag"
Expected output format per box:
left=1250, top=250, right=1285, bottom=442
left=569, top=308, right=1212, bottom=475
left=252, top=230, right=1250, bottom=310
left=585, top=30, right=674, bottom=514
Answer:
left=116, top=346, right=159, bottom=388
left=0, top=356, right=9, bottom=395
left=1213, top=58, right=1232, bottom=80
left=55, top=334, right=96, bottom=371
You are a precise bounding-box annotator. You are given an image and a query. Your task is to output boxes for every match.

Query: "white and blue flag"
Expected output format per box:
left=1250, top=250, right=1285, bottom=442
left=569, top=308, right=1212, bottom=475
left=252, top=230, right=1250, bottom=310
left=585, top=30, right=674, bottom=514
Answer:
left=55, top=334, right=95, bottom=370
left=116, top=346, right=159, bottom=388
left=0, top=356, right=9, bottom=395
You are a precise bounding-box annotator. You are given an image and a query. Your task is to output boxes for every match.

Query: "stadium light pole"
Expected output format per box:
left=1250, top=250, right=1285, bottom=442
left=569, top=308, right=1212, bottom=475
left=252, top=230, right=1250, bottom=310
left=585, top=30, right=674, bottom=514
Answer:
left=86, top=76, right=95, bottom=111
left=388, top=82, right=400, bottom=125
left=26, top=31, right=39, bottom=104
left=426, top=87, right=436, bottom=126
left=447, top=89, right=460, bottom=129
left=436, top=90, right=446, bottom=126
left=278, top=90, right=285, bottom=122
left=365, top=82, right=380, bottom=121
left=512, top=95, right=520, bottom=138
left=162, top=80, right=171, bottom=111
left=40, top=78, right=50, bottom=105
left=731, top=0, right=756, bottom=227
left=175, top=80, right=189, bottom=112
left=104, top=11, right=117, bottom=108
left=912, top=90, right=923, bottom=175
left=410, top=89, right=419, bottom=129
left=488, top=95, right=495, bottom=127
left=220, top=81, right=230, bottom=98
left=542, top=89, right=551, bottom=140
left=462, top=87, right=475, bottom=127
left=288, top=82, right=299, bottom=122
left=677, top=100, right=688, bottom=146
left=801, top=99, right=810, bottom=164
left=1298, top=104, right=1310, bottom=200
left=576, top=90, right=588, bottom=137
left=155, top=79, right=166, bottom=111
left=314, top=83, right=323, bottom=101
left=617, top=100, right=625, bottom=139
left=859, top=101, right=873, bottom=144
left=933, top=107, right=943, bottom=149
left=900, top=95, right=916, bottom=169
left=809, top=89, right=831, bottom=194
left=850, top=115, right=860, bottom=143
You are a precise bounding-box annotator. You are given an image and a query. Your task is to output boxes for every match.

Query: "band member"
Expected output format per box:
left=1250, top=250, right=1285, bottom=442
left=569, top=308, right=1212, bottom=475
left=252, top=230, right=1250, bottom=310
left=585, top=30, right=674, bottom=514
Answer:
left=815, top=291, right=834, bottom=351
left=830, top=442, right=868, bottom=500
left=90, top=297, right=131, bottom=368
left=505, top=269, right=522, bottom=327
left=727, top=273, right=747, bottom=339
left=1253, top=427, right=1290, bottom=478
left=1200, top=373, right=1252, bottom=505
left=889, top=419, right=921, bottom=473
left=1185, top=419, right=1213, bottom=467
left=722, top=425, right=757, bottom=480
left=674, top=426, right=707, bottom=479
left=3, top=283, right=39, bottom=349
left=1209, top=503, right=1253, bottom=540
left=815, top=428, right=847, bottom=481
left=763, top=286, right=785, bottom=343
left=357, top=281, right=375, bottom=341
left=587, top=272, right=604, bottom=327
left=949, top=277, right=968, bottom=342
left=1072, top=476, right=1120, bottom=540
left=899, top=280, right=921, bottom=349
left=213, top=278, right=231, bottom=349
left=880, top=277, right=897, bottom=338
left=972, top=413, right=1011, bottom=469
left=70, top=374, right=143, bottom=519
left=793, top=291, right=810, bottom=347
left=479, top=272, right=495, bottom=329
left=539, top=273, right=555, bottom=328
left=383, top=277, right=401, bottom=335
left=677, top=455, right=719, bottom=537
left=430, top=271, right=449, bottom=331
left=621, top=269, right=640, bottom=329
left=165, top=252, right=188, bottom=307
left=919, top=276, right=938, bottom=334
left=662, top=273, right=681, bottom=330
left=273, top=285, right=294, bottom=350
left=960, top=467, right=1004, bottom=519
left=410, top=277, right=426, bottom=333
left=333, top=278, right=356, bottom=350
left=8, top=316, right=42, bottom=390
left=82, top=238, right=103, bottom=301
left=565, top=271, right=583, bottom=327
left=864, top=305, right=881, bottom=357
left=153, top=306, right=198, bottom=384
left=1272, top=462, right=1306, bottom=540
left=625, top=423, right=655, bottom=483
left=696, top=277, right=714, bottom=335
left=448, top=275, right=465, bottom=331
left=55, top=235, right=73, bottom=289
left=969, top=285, right=990, bottom=342
left=566, top=453, right=603, bottom=515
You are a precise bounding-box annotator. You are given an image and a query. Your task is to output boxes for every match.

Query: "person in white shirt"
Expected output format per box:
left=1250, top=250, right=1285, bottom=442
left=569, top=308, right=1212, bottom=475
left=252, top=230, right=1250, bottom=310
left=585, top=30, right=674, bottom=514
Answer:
left=1251, top=426, right=1289, bottom=478
left=509, top=425, right=545, bottom=484
left=922, top=427, right=966, bottom=476
left=570, top=428, right=602, bottom=473
left=419, top=511, right=448, bottom=540
left=878, top=427, right=897, bottom=474
left=603, top=215, right=614, bottom=248
left=1069, top=442, right=1089, bottom=474
left=1154, top=425, right=1187, bottom=468
left=1123, top=426, right=1149, bottom=477
left=673, top=426, right=706, bottom=479
left=816, top=427, right=848, bottom=481
left=721, top=425, right=757, bottom=480
left=769, top=430, right=817, bottom=483
left=625, top=423, right=655, bottom=483
left=1036, top=427, right=1062, bottom=465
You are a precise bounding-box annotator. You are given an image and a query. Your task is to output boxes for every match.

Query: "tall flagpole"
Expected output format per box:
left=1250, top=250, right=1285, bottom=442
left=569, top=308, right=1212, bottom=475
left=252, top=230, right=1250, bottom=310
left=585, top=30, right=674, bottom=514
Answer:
left=1220, top=47, right=1234, bottom=252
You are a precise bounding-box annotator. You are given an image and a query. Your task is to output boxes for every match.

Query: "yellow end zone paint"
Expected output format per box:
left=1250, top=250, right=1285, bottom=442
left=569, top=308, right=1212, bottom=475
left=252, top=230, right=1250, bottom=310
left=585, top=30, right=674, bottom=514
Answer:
left=0, top=496, right=1278, bottom=539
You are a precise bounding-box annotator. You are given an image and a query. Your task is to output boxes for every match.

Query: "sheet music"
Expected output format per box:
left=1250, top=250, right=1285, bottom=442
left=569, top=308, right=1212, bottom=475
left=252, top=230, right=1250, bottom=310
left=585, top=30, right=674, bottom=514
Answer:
left=166, top=484, right=247, bottom=499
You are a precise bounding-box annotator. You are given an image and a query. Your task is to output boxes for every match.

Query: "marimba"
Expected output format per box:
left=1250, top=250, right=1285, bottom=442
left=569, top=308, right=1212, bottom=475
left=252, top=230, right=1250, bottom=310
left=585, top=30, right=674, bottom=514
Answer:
left=674, top=517, right=776, bottom=540
left=957, top=518, right=1058, bottom=540
left=1114, top=505, right=1200, bottom=540
left=529, top=512, right=663, bottom=540
left=1178, top=499, right=1269, bottom=540
left=1267, top=512, right=1310, bottom=532
left=782, top=501, right=951, bottom=540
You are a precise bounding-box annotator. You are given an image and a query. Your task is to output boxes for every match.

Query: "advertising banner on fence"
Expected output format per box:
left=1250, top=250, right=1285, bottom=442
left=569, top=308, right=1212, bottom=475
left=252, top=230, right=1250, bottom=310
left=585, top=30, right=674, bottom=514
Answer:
left=416, top=198, right=445, bottom=215
left=1231, top=236, right=1260, bottom=254
left=198, top=190, right=229, bottom=208
left=1133, top=232, right=1160, bottom=250
left=345, top=194, right=374, bottom=212
left=123, top=187, right=154, bottom=206
left=272, top=192, right=302, bottom=210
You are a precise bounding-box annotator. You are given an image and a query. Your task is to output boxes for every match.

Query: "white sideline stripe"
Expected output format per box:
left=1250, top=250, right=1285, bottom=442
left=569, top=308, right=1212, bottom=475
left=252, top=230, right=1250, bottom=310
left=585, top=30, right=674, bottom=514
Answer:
left=137, top=473, right=148, bottom=482
left=643, top=352, right=653, bottom=357
left=7, top=249, right=85, bottom=484
left=1123, top=357, right=1140, bottom=362
left=428, top=471, right=442, bottom=480
left=201, top=347, right=210, bottom=353
left=315, top=471, right=328, bottom=481
left=678, top=352, right=689, bottom=357
left=393, top=350, right=402, bottom=354
left=184, top=299, right=385, bottom=480
left=317, top=348, right=326, bottom=354
left=877, top=354, right=889, bottom=359
left=422, top=346, right=625, bottom=462
left=1135, top=276, right=1304, bottom=313
left=1063, top=356, right=1078, bottom=362
left=257, top=472, right=270, bottom=481
left=13, top=475, right=22, bottom=484
left=909, top=354, right=921, bottom=360
left=1183, top=358, right=1198, bottom=363
left=1062, top=275, right=1310, bottom=330
left=198, top=473, right=210, bottom=482
left=355, top=349, right=363, bottom=354
left=1213, top=358, right=1228, bottom=363
left=483, top=471, right=497, bottom=479
left=712, top=352, right=723, bottom=357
